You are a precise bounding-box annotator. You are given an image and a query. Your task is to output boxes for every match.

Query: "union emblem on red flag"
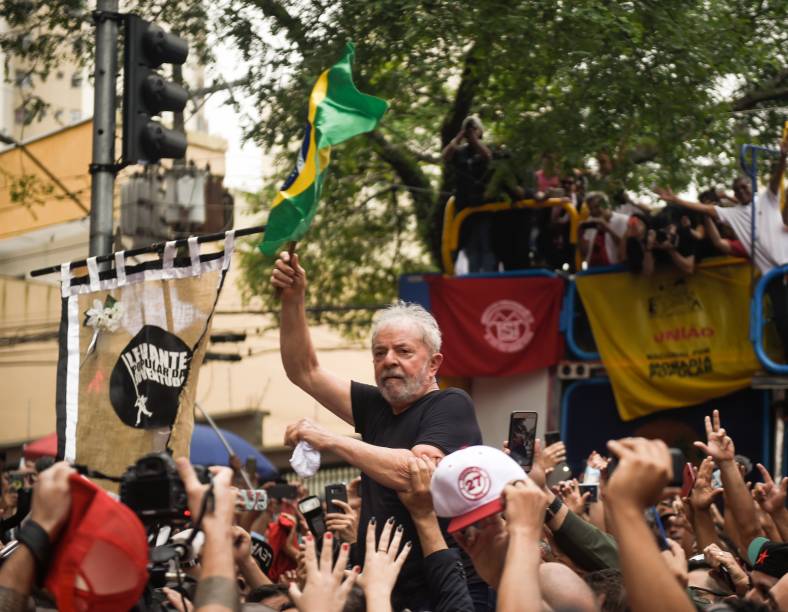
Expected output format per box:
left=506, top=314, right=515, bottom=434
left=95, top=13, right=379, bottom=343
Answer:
left=427, top=276, right=564, bottom=377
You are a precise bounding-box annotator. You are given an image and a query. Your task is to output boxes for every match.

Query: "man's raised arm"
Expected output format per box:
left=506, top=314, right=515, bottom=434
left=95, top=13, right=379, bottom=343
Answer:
left=271, top=251, right=353, bottom=425
left=653, top=187, right=719, bottom=220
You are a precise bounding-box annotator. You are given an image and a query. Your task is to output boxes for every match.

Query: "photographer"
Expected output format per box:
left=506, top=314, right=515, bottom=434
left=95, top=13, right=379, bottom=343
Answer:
left=442, top=115, right=496, bottom=272
left=174, top=458, right=240, bottom=612
left=622, top=210, right=695, bottom=276
left=579, top=192, right=629, bottom=268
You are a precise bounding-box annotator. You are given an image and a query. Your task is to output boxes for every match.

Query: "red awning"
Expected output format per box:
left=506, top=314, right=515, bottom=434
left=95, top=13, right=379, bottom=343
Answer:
left=23, top=432, right=57, bottom=460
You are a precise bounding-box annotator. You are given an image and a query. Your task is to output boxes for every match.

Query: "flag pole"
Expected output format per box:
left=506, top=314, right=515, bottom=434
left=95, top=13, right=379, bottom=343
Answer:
left=195, top=401, right=255, bottom=490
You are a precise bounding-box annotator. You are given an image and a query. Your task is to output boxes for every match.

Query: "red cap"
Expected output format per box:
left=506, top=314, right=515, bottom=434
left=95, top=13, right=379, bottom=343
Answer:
left=45, top=474, right=148, bottom=612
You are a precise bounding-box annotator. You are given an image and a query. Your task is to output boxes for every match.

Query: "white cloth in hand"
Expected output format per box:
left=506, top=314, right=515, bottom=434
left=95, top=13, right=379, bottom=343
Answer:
left=289, top=441, right=321, bottom=478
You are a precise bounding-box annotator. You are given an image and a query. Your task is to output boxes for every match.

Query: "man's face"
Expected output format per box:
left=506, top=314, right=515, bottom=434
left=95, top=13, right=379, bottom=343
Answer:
left=733, top=179, right=752, bottom=205
left=745, top=570, right=779, bottom=605
left=372, top=324, right=441, bottom=409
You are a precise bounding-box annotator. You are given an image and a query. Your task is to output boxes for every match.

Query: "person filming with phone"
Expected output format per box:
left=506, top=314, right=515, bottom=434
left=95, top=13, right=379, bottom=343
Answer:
left=271, top=252, right=484, bottom=611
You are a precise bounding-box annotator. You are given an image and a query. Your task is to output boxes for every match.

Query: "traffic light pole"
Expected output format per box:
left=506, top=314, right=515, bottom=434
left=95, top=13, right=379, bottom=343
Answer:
left=89, top=0, right=121, bottom=257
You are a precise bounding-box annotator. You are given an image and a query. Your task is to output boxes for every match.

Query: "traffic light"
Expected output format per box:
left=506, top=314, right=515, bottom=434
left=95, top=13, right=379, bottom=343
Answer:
left=122, top=14, right=189, bottom=165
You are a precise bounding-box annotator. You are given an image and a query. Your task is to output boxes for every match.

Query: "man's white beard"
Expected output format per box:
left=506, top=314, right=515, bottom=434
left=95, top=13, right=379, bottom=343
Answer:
left=378, top=362, right=432, bottom=407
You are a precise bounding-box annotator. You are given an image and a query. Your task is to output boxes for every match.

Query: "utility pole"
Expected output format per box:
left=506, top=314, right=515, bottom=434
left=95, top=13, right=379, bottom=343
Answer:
left=89, top=0, right=121, bottom=257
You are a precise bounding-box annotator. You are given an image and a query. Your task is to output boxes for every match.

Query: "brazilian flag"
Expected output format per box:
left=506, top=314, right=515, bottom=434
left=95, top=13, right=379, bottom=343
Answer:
left=259, top=43, right=389, bottom=256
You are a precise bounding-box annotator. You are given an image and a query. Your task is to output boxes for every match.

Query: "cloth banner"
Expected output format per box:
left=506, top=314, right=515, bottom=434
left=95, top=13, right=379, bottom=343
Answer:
left=576, top=262, right=759, bottom=421
left=55, top=233, right=235, bottom=487
left=426, top=276, right=564, bottom=377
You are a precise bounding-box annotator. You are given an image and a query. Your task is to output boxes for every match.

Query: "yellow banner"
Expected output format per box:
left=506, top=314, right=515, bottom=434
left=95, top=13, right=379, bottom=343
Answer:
left=576, top=262, right=759, bottom=421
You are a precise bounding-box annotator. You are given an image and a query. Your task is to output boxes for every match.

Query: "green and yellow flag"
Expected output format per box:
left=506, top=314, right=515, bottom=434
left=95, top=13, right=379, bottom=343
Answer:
left=259, top=43, right=389, bottom=256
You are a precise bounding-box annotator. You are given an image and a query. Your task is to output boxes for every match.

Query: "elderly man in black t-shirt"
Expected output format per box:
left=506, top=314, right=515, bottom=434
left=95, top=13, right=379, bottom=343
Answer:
left=271, top=251, right=483, bottom=611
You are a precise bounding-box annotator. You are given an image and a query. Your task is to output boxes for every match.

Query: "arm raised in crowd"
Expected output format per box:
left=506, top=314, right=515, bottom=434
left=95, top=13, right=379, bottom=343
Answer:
left=605, top=437, right=694, bottom=612
left=497, top=478, right=549, bottom=612
left=357, top=518, right=410, bottom=612
left=271, top=251, right=353, bottom=425
left=398, top=457, right=475, bottom=612
left=289, top=532, right=358, bottom=612
left=753, top=462, right=788, bottom=542
left=176, top=459, right=239, bottom=612
left=693, top=410, right=762, bottom=554
left=654, top=187, right=720, bottom=220
left=686, top=456, right=723, bottom=551
left=0, top=462, right=74, bottom=612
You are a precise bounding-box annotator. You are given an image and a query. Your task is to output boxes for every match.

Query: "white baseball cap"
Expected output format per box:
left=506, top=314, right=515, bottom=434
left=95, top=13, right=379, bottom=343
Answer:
left=431, top=445, right=527, bottom=533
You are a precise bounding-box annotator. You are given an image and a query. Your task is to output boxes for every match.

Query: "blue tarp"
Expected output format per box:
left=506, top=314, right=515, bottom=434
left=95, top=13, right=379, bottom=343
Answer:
left=190, top=424, right=278, bottom=481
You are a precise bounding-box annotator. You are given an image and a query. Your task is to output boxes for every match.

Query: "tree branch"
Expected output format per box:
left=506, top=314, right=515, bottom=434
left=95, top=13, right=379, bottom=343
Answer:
left=254, top=0, right=310, bottom=51
left=732, top=69, right=788, bottom=111
left=365, top=130, right=435, bottom=223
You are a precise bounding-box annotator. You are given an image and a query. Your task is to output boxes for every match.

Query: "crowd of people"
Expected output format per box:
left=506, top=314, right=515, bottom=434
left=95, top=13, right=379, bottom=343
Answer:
left=0, top=131, right=787, bottom=611
left=0, top=251, right=786, bottom=611
left=445, top=120, right=788, bottom=282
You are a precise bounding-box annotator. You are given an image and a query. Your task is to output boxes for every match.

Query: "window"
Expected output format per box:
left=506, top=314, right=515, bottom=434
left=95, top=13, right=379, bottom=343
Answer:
left=56, top=71, right=64, bottom=80
left=71, top=72, right=83, bottom=88
left=69, top=109, right=81, bottom=123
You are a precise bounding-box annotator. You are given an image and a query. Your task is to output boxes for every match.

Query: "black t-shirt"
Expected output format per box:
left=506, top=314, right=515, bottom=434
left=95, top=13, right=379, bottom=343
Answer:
left=351, top=381, right=482, bottom=610
left=452, top=144, right=490, bottom=209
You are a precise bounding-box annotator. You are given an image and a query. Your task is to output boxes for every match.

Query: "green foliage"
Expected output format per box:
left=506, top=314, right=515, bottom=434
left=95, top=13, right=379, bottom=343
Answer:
left=3, top=0, right=788, bottom=334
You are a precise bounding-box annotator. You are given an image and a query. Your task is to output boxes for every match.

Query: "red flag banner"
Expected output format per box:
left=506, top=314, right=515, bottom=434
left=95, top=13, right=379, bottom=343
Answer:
left=427, top=276, right=564, bottom=377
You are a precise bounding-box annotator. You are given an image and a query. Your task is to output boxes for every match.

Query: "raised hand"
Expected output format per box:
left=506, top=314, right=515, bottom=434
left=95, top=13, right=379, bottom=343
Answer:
left=660, top=539, right=688, bottom=587
left=554, top=479, right=590, bottom=515
left=325, top=499, right=359, bottom=544
left=357, top=518, right=411, bottom=602
left=542, top=442, right=567, bottom=471
left=753, top=463, right=788, bottom=515
left=606, top=437, right=672, bottom=509
left=288, top=533, right=357, bottom=612
left=502, top=478, right=549, bottom=535
left=689, top=457, right=723, bottom=511
left=29, top=461, right=75, bottom=539
left=271, top=251, right=307, bottom=298
left=653, top=186, right=675, bottom=202
left=703, top=543, right=749, bottom=596
left=693, top=410, right=735, bottom=464
left=397, top=456, right=437, bottom=520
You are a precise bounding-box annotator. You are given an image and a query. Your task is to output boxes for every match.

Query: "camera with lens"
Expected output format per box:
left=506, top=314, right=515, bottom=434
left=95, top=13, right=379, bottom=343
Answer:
left=120, top=453, right=209, bottom=526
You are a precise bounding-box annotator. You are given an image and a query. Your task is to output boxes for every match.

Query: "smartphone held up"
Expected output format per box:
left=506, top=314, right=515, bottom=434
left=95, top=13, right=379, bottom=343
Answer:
left=508, top=411, right=538, bottom=472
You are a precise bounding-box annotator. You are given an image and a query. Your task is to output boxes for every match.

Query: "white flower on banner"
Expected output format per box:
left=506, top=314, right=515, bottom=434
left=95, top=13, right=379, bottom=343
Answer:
left=83, top=295, right=124, bottom=361
left=85, top=297, right=124, bottom=332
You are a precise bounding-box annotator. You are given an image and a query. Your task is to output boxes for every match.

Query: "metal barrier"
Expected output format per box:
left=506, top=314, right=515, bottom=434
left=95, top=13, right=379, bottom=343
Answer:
left=283, top=464, right=361, bottom=498
left=441, top=196, right=583, bottom=274
left=751, top=263, right=788, bottom=374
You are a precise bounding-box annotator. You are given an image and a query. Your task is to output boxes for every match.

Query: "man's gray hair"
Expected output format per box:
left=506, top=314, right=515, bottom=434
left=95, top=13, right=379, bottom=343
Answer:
left=371, top=301, right=442, bottom=355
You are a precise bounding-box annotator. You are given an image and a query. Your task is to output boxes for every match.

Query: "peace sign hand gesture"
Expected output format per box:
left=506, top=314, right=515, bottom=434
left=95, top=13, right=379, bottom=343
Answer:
left=693, top=410, right=735, bottom=464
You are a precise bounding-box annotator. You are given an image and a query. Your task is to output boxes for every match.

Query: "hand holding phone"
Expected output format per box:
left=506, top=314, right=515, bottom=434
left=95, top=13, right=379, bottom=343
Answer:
left=508, top=411, right=538, bottom=472
left=324, top=483, right=348, bottom=515
left=680, top=463, right=696, bottom=499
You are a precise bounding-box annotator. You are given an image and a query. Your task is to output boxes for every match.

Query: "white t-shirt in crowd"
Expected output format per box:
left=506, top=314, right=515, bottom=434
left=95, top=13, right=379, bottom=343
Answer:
left=582, top=211, right=629, bottom=264
left=715, top=189, right=788, bottom=274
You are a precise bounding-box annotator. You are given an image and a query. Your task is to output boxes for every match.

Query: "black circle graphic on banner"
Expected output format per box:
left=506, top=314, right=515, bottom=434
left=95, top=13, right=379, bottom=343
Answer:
left=109, top=325, right=193, bottom=429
